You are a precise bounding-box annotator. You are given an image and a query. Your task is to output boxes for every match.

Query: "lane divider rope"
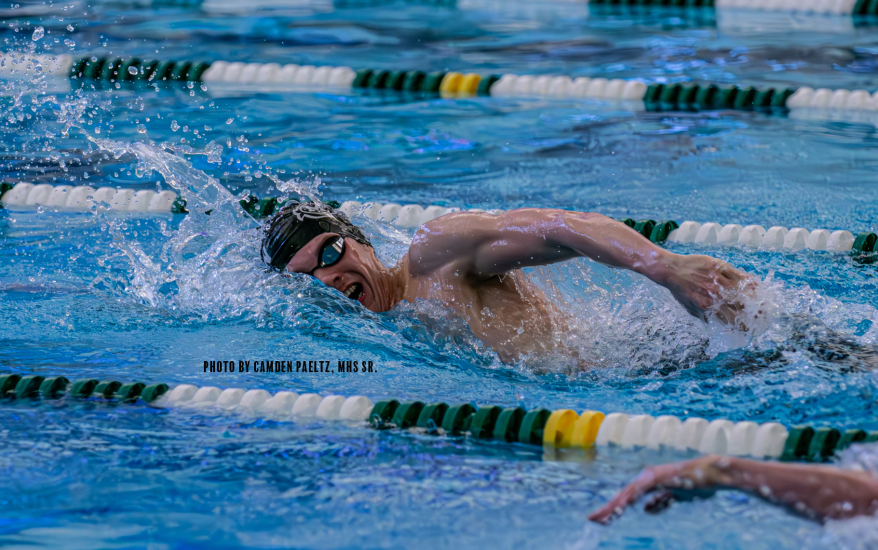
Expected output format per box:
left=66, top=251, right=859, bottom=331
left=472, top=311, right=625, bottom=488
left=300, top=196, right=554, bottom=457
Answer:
left=5, top=52, right=878, bottom=113
left=0, top=374, right=873, bottom=462
left=3, top=184, right=876, bottom=255
left=0, top=182, right=184, bottom=213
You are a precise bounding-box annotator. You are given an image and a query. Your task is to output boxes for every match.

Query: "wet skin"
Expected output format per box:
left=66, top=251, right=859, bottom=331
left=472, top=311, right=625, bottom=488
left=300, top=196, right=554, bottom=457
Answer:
left=588, top=454, right=878, bottom=524
left=285, top=209, right=749, bottom=362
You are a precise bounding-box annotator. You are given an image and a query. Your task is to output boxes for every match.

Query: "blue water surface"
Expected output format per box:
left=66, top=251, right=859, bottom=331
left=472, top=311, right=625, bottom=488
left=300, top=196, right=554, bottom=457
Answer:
left=2, top=1, right=878, bottom=548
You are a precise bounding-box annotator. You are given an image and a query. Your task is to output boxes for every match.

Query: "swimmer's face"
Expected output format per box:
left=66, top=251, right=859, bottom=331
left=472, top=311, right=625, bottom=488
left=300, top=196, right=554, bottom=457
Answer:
left=286, top=232, right=380, bottom=311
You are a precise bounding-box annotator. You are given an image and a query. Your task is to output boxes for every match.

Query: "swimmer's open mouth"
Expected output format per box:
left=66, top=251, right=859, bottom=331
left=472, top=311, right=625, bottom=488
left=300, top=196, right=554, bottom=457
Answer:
left=344, top=283, right=363, bottom=301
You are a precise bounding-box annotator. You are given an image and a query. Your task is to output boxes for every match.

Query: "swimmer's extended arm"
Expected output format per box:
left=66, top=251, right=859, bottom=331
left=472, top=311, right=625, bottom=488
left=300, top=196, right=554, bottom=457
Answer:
left=587, top=455, right=878, bottom=524
left=409, top=209, right=748, bottom=320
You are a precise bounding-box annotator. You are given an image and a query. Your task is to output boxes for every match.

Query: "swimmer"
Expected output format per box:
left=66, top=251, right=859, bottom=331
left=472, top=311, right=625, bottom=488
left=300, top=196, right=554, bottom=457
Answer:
left=261, top=202, right=750, bottom=362
left=588, top=451, right=878, bottom=523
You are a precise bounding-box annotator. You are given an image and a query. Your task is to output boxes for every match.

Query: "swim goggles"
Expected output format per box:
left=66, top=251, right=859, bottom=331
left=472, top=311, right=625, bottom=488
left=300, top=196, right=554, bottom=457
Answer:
left=308, top=236, right=346, bottom=276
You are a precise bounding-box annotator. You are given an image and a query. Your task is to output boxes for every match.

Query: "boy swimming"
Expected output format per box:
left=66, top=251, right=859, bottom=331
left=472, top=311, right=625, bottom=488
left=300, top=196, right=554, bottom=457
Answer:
left=261, top=202, right=749, bottom=362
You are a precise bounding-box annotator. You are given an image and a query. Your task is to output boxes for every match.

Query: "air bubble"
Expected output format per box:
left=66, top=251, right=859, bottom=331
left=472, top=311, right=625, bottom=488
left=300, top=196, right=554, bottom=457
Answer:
left=136, top=124, right=147, bottom=134
left=128, top=66, right=138, bottom=75
left=67, top=24, right=74, bottom=32
left=31, top=26, right=44, bottom=41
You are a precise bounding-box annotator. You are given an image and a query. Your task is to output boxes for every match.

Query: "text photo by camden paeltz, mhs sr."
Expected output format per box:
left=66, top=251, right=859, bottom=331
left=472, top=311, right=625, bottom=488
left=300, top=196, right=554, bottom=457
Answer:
left=202, top=360, right=376, bottom=373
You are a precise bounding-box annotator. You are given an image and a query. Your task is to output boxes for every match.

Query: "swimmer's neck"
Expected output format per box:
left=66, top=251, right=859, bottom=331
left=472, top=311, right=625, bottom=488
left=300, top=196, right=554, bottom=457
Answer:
left=365, top=252, right=409, bottom=311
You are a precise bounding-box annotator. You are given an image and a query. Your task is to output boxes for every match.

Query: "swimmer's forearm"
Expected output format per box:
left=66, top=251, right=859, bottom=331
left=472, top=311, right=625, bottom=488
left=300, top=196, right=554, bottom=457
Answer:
left=549, top=212, right=672, bottom=282
left=709, top=457, right=878, bottom=520
left=550, top=213, right=750, bottom=324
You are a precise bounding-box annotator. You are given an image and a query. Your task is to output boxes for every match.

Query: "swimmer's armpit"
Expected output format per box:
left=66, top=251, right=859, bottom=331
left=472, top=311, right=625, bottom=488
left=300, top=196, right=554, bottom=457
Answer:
left=587, top=455, right=878, bottom=525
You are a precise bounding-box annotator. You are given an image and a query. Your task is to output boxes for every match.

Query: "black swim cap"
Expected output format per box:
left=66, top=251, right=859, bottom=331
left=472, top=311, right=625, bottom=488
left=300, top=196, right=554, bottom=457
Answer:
left=260, top=201, right=372, bottom=269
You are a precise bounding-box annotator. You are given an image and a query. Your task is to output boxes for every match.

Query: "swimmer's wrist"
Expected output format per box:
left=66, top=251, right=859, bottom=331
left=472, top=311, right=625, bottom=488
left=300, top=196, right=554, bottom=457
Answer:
left=636, top=249, right=675, bottom=287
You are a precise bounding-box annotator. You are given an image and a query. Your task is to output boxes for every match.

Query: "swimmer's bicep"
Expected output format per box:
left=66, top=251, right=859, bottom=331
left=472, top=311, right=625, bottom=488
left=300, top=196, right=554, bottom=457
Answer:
left=468, top=209, right=584, bottom=276
left=410, top=211, right=577, bottom=278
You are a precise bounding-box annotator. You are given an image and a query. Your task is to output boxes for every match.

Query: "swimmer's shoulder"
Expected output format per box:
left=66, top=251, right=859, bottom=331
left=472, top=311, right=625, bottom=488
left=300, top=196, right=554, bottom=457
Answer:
left=407, top=212, right=502, bottom=278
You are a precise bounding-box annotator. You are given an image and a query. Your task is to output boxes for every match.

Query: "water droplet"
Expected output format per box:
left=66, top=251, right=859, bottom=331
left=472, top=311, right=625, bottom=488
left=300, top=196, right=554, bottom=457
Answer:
left=170, top=120, right=179, bottom=131
left=136, top=124, right=147, bottom=134
left=66, top=24, right=74, bottom=32
left=128, top=66, right=138, bottom=75
left=31, top=26, right=44, bottom=41
left=226, top=118, right=233, bottom=124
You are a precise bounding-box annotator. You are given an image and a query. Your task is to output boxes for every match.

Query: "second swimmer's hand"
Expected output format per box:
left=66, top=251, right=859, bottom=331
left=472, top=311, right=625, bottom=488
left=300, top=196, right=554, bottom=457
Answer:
left=587, top=455, right=725, bottom=524
left=655, top=254, right=752, bottom=325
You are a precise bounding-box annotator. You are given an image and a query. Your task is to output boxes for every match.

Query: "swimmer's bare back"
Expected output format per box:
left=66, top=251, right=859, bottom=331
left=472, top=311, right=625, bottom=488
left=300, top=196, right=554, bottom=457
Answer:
left=397, top=209, right=750, bottom=361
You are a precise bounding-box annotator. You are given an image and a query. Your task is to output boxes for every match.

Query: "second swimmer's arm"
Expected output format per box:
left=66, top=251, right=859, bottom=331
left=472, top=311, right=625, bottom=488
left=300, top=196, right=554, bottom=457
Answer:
left=588, top=455, right=878, bottom=523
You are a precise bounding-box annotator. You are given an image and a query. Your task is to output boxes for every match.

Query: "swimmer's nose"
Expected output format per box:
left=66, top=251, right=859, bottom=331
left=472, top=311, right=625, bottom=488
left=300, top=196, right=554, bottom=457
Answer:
left=316, top=272, right=342, bottom=291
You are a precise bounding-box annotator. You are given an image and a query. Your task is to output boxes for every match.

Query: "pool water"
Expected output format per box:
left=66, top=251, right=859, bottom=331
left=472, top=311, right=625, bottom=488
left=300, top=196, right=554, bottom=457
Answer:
left=3, top=1, right=878, bottom=548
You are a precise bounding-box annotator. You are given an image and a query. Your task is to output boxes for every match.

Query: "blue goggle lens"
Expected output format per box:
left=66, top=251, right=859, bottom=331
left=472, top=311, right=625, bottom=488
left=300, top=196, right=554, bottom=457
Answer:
left=318, top=236, right=344, bottom=268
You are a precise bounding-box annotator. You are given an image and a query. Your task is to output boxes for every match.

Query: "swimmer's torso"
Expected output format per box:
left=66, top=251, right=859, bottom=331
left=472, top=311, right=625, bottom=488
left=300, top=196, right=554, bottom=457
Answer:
left=400, top=259, right=570, bottom=362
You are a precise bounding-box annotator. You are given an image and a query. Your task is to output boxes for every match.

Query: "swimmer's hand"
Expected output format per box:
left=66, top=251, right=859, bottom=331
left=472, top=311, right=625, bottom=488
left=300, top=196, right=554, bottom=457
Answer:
left=655, top=254, right=752, bottom=326
left=587, top=455, right=725, bottom=524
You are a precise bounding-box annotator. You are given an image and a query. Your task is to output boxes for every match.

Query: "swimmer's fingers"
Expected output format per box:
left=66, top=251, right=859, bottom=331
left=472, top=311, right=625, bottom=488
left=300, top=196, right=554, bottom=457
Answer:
left=717, top=306, right=748, bottom=330
left=712, top=263, right=756, bottom=327
left=720, top=266, right=759, bottom=302
left=717, top=263, right=751, bottom=290
left=588, top=470, right=659, bottom=524
left=718, top=262, right=743, bottom=279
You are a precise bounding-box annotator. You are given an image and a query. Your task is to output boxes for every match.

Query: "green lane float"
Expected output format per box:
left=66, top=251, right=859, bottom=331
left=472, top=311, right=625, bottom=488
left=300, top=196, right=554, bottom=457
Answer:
left=442, top=403, right=476, bottom=435
left=391, top=401, right=425, bottom=428
left=493, top=407, right=526, bottom=442
left=470, top=405, right=502, bottom=439
left=417, top=402, right=449, bottom=429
